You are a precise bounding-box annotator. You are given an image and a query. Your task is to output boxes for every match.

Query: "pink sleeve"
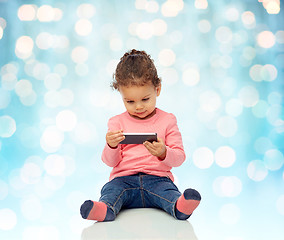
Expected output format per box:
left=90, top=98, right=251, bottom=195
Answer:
left=162, top=114, right=186, bottom=167
left=101, top=117, right=122, bottom=167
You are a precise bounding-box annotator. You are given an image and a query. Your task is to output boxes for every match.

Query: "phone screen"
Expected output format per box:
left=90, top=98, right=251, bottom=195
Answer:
left=120, top=133, right=157, bottom=144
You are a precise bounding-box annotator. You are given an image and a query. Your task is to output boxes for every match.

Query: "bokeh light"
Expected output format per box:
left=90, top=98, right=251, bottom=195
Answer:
left=75, top=19, right=93, bottom=36
left=44, top=154, right=66, bottom=176
left=193, top=147, right=214, bottom=169
left=77, top=4, right=96, bottom=18
left=0, top=208, right=17, bottom=230
left=241, top=11, right=256, bottom=28
left=20, top=162, right=42, bottom=184
left=40, top=126, right=64, bottom=153
left=257, top=31, right=276, bottom=48
left=238, top=85, right=259, bottom=107
left=213, top=176, right=242, bottom=197
left=15, top=36, right=34, bottom=59
left=161, top=0, right=184, bottom=17
left=56, top=110, right=77, bottom=132
left=198, top=19, right=211, bottom=33
left=263, top=149, right=284, bottom=171
left=71, top=46, right=89, bottom=63
left=199, top=90, right=221, bottom=112
left=158, top=49, right=176, bottom=66
left=215, top=146, right=236, bottom=168
left=18, top=5, right=37, bottom=21
left=182, top=67, right=200, bottom=86
left=247, top=160, right=268, bottom=181
left=195, top=0, right=208, bottom=10
left=0, top=115, right=16, bottom=138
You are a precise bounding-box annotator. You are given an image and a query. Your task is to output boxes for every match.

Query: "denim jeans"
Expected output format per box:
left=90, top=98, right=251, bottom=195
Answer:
left=99, top=173, right=182, bottom=219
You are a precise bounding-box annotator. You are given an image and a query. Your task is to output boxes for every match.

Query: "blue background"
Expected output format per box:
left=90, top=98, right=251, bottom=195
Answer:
left=0, top=0, right=283, bottom=239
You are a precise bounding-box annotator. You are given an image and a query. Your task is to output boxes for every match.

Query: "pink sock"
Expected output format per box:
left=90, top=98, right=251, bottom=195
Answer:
left=80, top=200, right=107, bottom=221
left=87, top=201, right=107, bottom=221
left=176, top=189, right=201, bottom=215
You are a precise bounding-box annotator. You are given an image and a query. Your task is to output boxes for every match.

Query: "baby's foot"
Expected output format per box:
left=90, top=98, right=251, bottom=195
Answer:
left=175, top=188, right=201, bottom=220
left=80, top=200, right=108, bottom=221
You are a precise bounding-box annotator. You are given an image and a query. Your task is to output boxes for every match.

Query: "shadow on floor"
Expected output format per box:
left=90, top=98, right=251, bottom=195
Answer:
left=81, top=208, right=198, bottom=240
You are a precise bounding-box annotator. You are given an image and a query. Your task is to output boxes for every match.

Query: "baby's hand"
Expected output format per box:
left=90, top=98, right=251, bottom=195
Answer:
left=143, top=137, right=167, bottom=160
left=106, top=130, right=125, bottom=148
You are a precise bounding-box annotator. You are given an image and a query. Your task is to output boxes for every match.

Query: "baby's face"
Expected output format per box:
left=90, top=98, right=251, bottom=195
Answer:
left=119, top=83, right=161, bottom=120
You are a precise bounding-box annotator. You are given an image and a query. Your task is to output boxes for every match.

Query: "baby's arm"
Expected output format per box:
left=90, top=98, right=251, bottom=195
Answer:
left=101, top=119, right=124, bottom=167
left=143, top=138, right=167, bottom=160
left=145, top=114, right=186, bottom=167
left=162, top=114, right=186, bottom=167
left=106, top=130, right=125, bottom=148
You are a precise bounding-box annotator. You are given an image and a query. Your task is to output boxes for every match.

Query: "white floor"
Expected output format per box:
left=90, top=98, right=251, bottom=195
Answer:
left=81, top=208, right=198, bottom=240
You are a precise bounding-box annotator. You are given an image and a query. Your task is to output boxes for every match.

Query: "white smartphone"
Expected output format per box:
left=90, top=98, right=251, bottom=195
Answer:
left=120, top=133, right=157, bottom=144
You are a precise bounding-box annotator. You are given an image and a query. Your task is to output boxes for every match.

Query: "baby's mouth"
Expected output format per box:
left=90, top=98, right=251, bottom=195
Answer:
left=136, top=111, right=146, bottom=115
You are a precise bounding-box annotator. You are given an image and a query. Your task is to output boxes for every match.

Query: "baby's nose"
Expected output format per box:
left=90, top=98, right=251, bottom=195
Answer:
left=136, top=103, right=143, bottom=109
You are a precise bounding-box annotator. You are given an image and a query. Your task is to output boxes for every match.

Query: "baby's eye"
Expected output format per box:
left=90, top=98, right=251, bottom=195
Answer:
left=127, top=100, right=134, bottom=104
left=142, top=98, right=149, bottom=102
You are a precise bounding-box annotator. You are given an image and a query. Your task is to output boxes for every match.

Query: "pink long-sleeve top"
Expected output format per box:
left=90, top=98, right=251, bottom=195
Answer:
left=101, top=108, right=186, bottom=182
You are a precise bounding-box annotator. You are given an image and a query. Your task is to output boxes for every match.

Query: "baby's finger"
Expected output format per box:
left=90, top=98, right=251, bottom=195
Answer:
left=108, top=131, right=123, bottom=139
left=152, top=141, right=160, bottom=147
left=108, top=130, right=123, bottom=134
left=144, top=142, right=157, bottom=153
left=118, top=135, right=125, bottom=142
left=143, top=141, right=151, bottom=150
left=143, top=141, right=149, bottom=147
left=144, top=141, right=153, bottom=147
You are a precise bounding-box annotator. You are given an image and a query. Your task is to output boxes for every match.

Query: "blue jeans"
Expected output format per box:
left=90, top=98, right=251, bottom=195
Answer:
left=99, top=173, right=182, bottom=219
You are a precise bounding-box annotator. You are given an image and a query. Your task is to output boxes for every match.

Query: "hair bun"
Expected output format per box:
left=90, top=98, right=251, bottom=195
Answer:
left=112, top=49, right=161, bottom=90
left=121, top=49, right=147, bottom=60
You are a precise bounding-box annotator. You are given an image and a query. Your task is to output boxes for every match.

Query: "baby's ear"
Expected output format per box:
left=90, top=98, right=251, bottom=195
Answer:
left=156, top=84, right=161, bottom=96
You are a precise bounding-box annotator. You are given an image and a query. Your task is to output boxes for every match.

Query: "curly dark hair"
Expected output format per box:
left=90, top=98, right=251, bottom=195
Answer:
left=111, top=49, right=161, bottom=90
